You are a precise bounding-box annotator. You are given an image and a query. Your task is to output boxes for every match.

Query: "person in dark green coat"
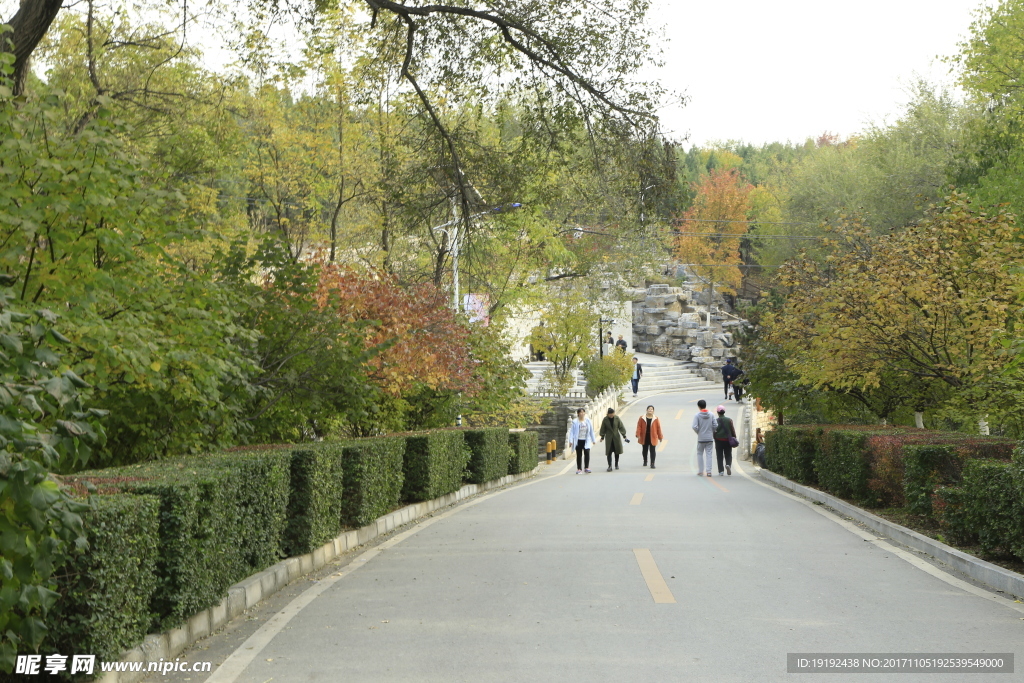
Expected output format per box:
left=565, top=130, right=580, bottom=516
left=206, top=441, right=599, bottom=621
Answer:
left=599, top=407, right=628, bottom=471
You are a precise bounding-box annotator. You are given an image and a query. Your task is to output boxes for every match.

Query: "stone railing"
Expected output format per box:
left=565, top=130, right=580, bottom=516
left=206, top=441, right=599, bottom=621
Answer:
left=532, top=390, right=587, bottom=398
left=562, top=383, right=626, bottom=458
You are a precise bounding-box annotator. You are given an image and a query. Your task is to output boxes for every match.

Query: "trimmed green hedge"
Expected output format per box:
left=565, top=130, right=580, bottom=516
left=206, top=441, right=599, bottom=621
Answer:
left=463, top=428, right=512, bottom=484
left=197, top=451, right=291, bottom=571
left=71, top=465, right=245, bottom=630
left=763, top=426, right=820, bottom=483
left=903, top=443, right=1017, bottom=515
left=508, top=430, right=539, bottom=475
left=957, top=459, right=1024, bottom=560
left=283, top=443, right=345, bottom=555
left=765, top=425, right=1017, bottom=508
left=47, top=494, right=160, bottom=667
left=932, top=485, right=972, bottom=544
left=402, top=431, right=470, bottom=502
left=815, top=429, right=874, bottom=503
left=342, top=436, right=406, bottom=527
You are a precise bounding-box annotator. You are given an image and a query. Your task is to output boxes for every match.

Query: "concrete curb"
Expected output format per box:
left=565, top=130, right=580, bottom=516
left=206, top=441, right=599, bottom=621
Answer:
left=758, top=468, right=1024, bottom=600
left=106, top=466, right=540, bottom=683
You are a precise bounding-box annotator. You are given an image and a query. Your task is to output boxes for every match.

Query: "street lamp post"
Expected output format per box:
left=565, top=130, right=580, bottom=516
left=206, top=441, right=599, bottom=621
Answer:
left=432, top=203, right=522, bottom=312
left=598, top=317, right=614, bottom=358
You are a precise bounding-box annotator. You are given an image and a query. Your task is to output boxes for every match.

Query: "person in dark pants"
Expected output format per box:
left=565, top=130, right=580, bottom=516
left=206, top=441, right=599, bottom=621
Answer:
left=568, top=408, right=596, bottom=474
left=599, top=407, right=628, bottom=471
left=721, top=360, right=743, bottom=399
left=635, top=405, right=664, bottom=468
left=630, top=357, right=643, bottom=397
left=713, top=405, right=736, bottom=475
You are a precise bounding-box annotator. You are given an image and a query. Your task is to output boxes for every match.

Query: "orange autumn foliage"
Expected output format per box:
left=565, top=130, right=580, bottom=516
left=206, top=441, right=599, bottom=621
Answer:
left=317, top=265, right=478, bottom=397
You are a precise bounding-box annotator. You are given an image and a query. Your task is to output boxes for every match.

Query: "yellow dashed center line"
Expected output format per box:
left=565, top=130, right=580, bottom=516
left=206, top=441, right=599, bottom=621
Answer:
left=674, top=409, right=684, bottom=420
left=630, top=493, right=644, bottom=505
left=645, top=474, right=654, bottom=482
left=633, top=549, right=676, bottom=604
left=706, top=477, right=730, bottom=493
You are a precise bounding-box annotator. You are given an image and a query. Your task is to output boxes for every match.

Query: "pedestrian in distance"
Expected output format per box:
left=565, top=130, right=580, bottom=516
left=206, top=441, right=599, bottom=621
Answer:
left=635, top=405, right=664, bottom=468
left=630, top=357, right=643, bottom=397
left=616, top=335, right=628, bottom=354
left=721, top=360, right=744, bottom=400
left=735, top=377, right=748, bottom=403
left=569, top=408, right=596, bottom=474
left=713, top=405, right=737, bottom=475
left=691, top=399, right=718, bottom=477
left=721, top=359, right=736, bottom=399
left=599, top=407, right=629, bottom=471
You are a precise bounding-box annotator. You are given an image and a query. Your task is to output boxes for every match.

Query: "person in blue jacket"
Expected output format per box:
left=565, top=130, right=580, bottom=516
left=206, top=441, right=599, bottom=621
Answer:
left=568, top=407, right=597, bottom=474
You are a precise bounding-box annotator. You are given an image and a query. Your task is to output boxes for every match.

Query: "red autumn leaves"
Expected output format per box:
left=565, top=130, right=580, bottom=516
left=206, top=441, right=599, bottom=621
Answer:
left=317, top=264, right=479, bottom=397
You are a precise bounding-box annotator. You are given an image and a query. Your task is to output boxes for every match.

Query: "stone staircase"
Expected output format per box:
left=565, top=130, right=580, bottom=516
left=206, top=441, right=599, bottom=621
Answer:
left=524, top=361, right=585, bottom=396
left=524, top=356, right=712, bottom=396
left=635, top=357, right=710, bottom=393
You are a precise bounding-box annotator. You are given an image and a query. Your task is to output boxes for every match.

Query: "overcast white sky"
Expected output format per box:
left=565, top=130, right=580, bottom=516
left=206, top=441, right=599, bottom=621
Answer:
left=647, top=0, right=989, bottom=147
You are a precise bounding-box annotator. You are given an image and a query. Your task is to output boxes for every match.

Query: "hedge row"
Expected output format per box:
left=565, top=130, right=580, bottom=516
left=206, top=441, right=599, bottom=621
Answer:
left=342, top=436, right=406, bottom=527
left=52, top=427, right=534, bottom=665
left=508, top=430, right=539, bottom=475
left=47, top=494, right=160, bottom=668
left=285, top=444, right=345, bottom=555
left=933, top=452, right=1024, bottom=562
left=464, top=428, right=513, bottom=484
left=764, top=425, right=1015, bottom=507
left=403, top=430, right=470, bottom=502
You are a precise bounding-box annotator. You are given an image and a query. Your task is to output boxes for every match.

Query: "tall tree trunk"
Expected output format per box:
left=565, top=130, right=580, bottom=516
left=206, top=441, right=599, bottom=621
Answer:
left=6, top=0, right=65, bottom=96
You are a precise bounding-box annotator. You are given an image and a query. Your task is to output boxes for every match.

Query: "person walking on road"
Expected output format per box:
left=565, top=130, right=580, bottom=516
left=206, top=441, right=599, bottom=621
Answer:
left=569, top=408, right=596, bottom=474
left=630, top=357, right=643, bottom=397
left=599, top=407, right=628, bottom=471
left=635, top=405, right=664, bottom=468
left=691, top=399, right=718, bottom=477
left=713, top=405, right=737, bottom=476
left=721, top=360, right=743, bottom=400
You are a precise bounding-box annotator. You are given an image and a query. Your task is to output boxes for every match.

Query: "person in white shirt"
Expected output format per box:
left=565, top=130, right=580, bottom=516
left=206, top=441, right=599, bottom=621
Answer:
left=568, top=408, right=596, bottom=474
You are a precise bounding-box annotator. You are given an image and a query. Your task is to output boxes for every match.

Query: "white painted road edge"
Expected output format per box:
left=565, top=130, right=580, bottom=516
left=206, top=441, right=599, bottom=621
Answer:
left=733, top=459, right=1024, bottom=617
left=204, top=464, right=571, bottom=683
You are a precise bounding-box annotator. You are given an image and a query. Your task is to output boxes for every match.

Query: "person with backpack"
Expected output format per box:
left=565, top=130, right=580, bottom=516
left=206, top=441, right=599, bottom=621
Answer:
left=599, top=407, right=629, bottom=471
left=714, top=405, right=737, bottom=475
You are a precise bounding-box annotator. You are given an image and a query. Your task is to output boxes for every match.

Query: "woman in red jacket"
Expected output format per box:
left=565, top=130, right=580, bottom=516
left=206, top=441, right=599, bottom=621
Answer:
left=635, top=405, right=664, bottom=468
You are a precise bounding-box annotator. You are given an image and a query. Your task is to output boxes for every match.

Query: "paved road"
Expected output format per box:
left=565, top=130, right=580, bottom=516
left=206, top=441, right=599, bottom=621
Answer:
left=168, top=387, right=1023, bottom=683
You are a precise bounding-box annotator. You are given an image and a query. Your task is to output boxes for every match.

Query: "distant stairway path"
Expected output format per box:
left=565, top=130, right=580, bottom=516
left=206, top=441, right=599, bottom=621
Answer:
left=524, top=351, right=714, bottom=397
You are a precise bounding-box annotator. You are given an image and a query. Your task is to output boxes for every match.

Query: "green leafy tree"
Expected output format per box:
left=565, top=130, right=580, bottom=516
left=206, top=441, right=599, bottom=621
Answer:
left=581, top=352, right=632, bottom=396
left=217, top=239, right=382, bottom=443
left=0, top=278, right=105, bottom=672
left=529, top=287, right=601, bottom=395
left=0, top=50, right=253, bottom=464
left=763, top=194, right=1023, bottom=426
